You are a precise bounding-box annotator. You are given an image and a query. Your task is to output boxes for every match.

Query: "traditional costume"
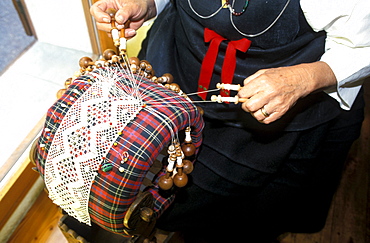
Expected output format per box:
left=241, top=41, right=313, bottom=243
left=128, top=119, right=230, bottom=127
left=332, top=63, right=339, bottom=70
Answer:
left=140, top=0, right=367, bottom=240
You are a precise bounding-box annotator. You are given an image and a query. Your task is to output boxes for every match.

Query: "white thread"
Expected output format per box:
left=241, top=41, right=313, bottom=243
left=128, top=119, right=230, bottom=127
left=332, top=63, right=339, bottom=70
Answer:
left=44, top=70, right=143, bottom=225
left=44, top=63, right=203, bottom=225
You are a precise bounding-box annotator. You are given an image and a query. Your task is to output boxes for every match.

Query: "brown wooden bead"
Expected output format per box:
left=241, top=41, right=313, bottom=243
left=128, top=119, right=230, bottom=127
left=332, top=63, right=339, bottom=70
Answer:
left=181, top=142, right=196, bottom=157
left=65, top=78, right=72, bottom=88
left=173, top=167, right=188, bottom=188
left=129, top=57, right=140, bottom=73
left=158, top=172, right=173, bottom=190
left=156, top=76, right=165, bottom=84
left=106, top=8, right=117, bottom=18
left=106, top=8, right=117, bottom=28
left=79, top=57, right=94, bottom=68
left=144, top=63, right=152, bottom=71
left=56, top=89, right=67, bottom=99
left=182, top=159, right=194, bottom=174
left=103, top=49, right=117, bottom=60
left=196, top=106, right=204, bottom=116
left=162, top=73, right=174, bottom=84
left=129, top=56, right=140, bottom=65
left=140, top=60, right=149, bottom=69
left=111, top=55, right=119, bottom=63
left=143, top=63, right=154, bottom=77
left=169, top=83, right=180, bottom=93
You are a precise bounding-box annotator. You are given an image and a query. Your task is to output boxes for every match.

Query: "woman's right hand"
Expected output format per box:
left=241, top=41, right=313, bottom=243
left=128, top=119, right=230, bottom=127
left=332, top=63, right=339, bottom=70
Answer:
left=90, top=0, right=157, bottom=38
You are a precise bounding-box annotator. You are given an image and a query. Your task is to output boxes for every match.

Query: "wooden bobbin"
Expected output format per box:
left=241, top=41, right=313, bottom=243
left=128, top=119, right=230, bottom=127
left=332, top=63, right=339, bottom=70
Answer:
left=175, top=147, right=183, bottom=160
left=119, top=29, right=127, bottom=55
left=157, top=73, right=173, bottom=84
left=181, top=127, right=196, bottom=157
left=139, top=60, right=154, bottom=78
left=79, top=57, right=94, bottom=69
left=216, top=83, right=241, bottom=91
left=173, top=165, right=188, bottom=188
left=211, top=95, right=248, bottom=104
left=158, top=153, right=176, bottom=190
left=167, top=143, right=176, bottom=155
left=145, top=65, right=154, bottom=78
left=169, top=83, right=181, bottom=93
left=181, top=142, right=196, bottom=157
left=57, top=89, right=67, bottom=99
left=106, top=8, right=117, bottom=28
left=182, top=159, right=194, bottom=174
left=118, top=20, right=130, bottom=56
left=65, top=78, right=72, bottom=88
left=110, top=55, right=120, bottom=64
left=106, top=8, right=120, bottom=47
left=129, top=57, right=140, bottom=73
left=139, top=60, right=149, bottom=70
left=103, top=49, right=117, bottom=61
left=158, top=171, right=173, bottom=191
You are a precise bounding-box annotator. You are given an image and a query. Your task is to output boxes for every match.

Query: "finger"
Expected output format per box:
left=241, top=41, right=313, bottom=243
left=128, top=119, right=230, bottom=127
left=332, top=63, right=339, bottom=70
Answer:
left=115, top=6, right=139, bottom=25
left=257, top=113, right=279, bottom=124
left=252, top=105, right=274, bottom=123
left=243, top=69, right=265, bottom=85
left=115, top=8, right=146, bottom=32
left=96, top=22, right=113, bottom=33
left=115, top=9, right=127, bottom=24
left=238, top=74, right=265, bottom=99
left=124, top=28, right=137, bottom=38
left=242, top=92, right=269, bottom=113
left=90, top=2, right=111, bottom=24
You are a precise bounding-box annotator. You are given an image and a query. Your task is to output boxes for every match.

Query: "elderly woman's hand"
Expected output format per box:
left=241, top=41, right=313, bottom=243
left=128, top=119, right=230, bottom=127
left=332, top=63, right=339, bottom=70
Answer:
left=90, top=0, right=157, bottom=38
left=238, top=61, right=337, bottom=124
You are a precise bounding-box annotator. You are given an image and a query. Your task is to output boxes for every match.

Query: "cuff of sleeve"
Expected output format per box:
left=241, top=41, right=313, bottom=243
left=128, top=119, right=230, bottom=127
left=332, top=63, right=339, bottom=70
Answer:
left=321, top=42, right=370, bottom=109
left=325, top=86, right=362, bottom=110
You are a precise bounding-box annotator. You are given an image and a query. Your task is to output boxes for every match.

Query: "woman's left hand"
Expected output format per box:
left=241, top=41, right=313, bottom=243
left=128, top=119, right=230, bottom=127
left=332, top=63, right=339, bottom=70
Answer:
left=238, top=62, right=337, bottom=124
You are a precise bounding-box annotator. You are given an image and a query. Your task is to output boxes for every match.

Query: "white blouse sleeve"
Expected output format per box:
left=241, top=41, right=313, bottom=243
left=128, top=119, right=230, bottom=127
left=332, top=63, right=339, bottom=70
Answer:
left=154, top=0, right=170, bottom=16
left=301, top=0, right=370, bottom=110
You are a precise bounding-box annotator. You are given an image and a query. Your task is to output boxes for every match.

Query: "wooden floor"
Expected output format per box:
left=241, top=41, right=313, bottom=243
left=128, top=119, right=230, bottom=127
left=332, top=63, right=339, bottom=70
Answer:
left=7, top=84, right=370, bottom=243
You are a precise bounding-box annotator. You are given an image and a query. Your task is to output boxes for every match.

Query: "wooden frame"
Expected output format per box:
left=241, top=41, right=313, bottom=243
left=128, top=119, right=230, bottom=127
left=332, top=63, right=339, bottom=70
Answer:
left=0, top=117, right=44, bottom=239
left=83, top=0, right=117, bottom=56
left=81, top=0, right=101, bottom=55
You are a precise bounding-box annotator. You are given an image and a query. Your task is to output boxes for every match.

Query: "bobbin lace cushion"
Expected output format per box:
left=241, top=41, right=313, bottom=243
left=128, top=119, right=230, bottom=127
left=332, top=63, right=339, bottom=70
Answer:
left=35, top=68, right=204, bottom=234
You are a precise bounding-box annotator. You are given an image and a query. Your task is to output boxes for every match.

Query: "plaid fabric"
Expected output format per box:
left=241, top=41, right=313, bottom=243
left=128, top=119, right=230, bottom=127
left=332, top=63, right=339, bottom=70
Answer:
left=35, top=68, right=204, bottom=234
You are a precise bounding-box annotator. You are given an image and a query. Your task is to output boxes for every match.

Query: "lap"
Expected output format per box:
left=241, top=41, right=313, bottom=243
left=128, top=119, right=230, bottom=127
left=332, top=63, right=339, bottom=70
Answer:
left=156, top=119, right=363, bottom=239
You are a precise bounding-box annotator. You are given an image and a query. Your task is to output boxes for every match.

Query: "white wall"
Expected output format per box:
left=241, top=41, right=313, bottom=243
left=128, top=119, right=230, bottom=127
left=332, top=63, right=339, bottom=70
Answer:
left=24, top=0, right=93, bottom=53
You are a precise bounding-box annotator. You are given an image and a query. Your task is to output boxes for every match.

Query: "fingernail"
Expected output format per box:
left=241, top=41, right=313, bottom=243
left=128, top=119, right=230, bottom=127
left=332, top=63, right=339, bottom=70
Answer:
left=103, top=17, right=110, bottom=23
left=127, top=29, right=136, bottom=36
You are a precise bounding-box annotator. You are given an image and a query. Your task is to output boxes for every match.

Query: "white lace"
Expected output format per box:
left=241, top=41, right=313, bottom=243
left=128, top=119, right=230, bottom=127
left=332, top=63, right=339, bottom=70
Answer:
left=44, top=71, right=143, bottom=225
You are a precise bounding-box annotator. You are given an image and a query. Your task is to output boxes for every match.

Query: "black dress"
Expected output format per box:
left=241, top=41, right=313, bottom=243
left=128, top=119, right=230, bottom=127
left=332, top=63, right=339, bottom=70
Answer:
left=139, top=0, right=364, bottom=241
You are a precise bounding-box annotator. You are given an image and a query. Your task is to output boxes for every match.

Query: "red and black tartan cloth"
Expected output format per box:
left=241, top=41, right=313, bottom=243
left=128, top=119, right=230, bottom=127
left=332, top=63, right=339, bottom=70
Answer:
left=35, top=68, right=204, bottom=234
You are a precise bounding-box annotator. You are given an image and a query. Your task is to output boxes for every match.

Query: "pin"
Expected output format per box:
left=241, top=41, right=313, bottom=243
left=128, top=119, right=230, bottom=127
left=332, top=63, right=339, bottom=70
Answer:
left=101, top=161, right=113, bottom=172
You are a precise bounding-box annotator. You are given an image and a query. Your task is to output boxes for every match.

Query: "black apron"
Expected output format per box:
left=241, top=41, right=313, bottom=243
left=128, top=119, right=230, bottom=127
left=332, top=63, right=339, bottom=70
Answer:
left=139, top=0, right=364, bottom=235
